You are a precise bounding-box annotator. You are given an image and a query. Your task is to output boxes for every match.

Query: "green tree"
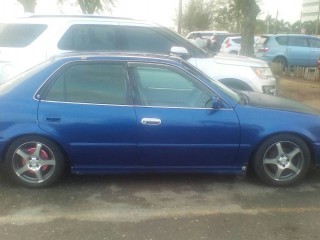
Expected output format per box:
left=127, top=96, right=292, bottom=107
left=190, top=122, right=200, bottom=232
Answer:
left=302, top=21, right=316, bottom=35
left=229, top=0, right=242, bottom=32
left=17, top=0, right=37, bottom=13
left=291, top=20, right=302, bottom=33
left=255, top=19, right=267, bottom=34
left=77, top=0, right=116, bottom=14
left=181, top=0, right=214, bottom=32
left=213, top=5, right=232, bottom=31
left=58, top=0, right=116, bottom=14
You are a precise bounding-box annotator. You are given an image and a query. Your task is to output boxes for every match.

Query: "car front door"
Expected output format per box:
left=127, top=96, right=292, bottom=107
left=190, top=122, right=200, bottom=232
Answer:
left=38, top=62, right=137, bottom=170
left=309, top=37, right=320, bottom=67
left=129, top=63, right=241, bottom=170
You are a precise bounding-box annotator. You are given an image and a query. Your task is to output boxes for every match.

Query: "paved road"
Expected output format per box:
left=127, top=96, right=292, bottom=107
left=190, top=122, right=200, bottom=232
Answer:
left=0, top=170, right=320, bottom=240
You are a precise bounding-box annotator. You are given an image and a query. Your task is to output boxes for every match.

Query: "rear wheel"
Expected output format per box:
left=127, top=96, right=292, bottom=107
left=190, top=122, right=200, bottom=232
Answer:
left=253, top=134, right=311, bottom=186
left=6, top=136, right=65, bottom=188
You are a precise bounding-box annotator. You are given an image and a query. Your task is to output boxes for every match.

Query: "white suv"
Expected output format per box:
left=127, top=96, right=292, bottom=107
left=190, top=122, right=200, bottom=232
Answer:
left=220, top=36, right=241, bottom=54
left=0, top=15, right=276, bottom=94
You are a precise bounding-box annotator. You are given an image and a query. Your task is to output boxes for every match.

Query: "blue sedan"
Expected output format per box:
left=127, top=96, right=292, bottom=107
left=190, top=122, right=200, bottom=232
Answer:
left=1, top=53, right=320, bottom=187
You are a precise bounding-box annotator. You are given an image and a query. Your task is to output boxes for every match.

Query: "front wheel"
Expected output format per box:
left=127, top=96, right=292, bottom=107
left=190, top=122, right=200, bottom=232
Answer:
left=253, top=134, right=311, bottom=186
left=6, top=136, right=65, bottom=188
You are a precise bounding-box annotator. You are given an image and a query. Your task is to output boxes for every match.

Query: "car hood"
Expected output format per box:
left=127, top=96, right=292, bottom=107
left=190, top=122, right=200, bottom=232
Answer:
left=243, top=91, right=319, bottom=115
left=212, top=53, right=269, bottom=68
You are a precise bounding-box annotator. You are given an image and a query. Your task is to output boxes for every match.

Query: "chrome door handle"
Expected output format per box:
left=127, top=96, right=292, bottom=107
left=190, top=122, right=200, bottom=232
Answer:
left=141, top=118, right=161, bottom=125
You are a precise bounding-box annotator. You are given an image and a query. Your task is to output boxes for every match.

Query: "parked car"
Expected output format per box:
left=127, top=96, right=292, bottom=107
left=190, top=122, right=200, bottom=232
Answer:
left=220, top=36, right=241, bottom=54
left=0, top=15, right=276, bottom=94
left=208, top=33, right=240, bottom=53
left=221, top=36, right=260, bottom=55
left=255, top=34, right=320, bottom=67
left=1, top=53, right=318, bottom=188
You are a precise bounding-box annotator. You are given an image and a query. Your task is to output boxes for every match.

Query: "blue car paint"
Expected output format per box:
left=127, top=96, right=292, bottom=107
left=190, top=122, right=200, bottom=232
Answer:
left=0, top=54, right=319, bottom=176
left=255, top=34, right=320, bottom=67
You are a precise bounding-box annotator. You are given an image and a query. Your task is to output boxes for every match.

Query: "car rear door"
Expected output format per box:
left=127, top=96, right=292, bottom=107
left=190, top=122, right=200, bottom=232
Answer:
left=38, top=61, right=138, bottom=170
left=129, top=62, right=241, bottom=170
left=287, top=36, right=311, bottom=66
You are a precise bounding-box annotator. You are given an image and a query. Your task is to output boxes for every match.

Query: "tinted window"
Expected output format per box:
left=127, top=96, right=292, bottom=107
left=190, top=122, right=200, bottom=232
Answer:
left=309, top=38, right=320, bottom=48
left=121, top=26, right=173, bottom=53
left=232, top=38, right=241, bottom=44
left=288, top=37, right=308, bottom=47
left=201, top=33, right=214, bottom=38
left=257, top=36, right=269, bottom=45
left=58, top=24, right=118, bottom=51
left=45, top=63, right=127, bottom=105
left=132, top=65, right=212, bottom=108
left=0, top=24, right=47, bottom=47
left=275, top=36, right=288, bottom=46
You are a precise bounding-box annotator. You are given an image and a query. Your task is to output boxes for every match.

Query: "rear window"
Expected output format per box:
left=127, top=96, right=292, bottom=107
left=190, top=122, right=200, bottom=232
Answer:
left=0, top=24, right=47, bottom=47
left=200, top=33, right=213, bottom=38
left=232, top=38, right=241, bottom=44
left=258, top=36, right=269, bottom=45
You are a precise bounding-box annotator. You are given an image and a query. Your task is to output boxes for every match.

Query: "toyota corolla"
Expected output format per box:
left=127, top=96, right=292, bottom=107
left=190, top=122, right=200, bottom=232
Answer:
left=0, top=53, right=319, bottom=188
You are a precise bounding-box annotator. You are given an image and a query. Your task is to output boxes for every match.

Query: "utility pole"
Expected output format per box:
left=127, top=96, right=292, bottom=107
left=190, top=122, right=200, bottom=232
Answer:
left=178, top=0, right=182, bottom=34
left=274, top=9, right=278, bottom=34
left=315, top=0, right=320, bottom=36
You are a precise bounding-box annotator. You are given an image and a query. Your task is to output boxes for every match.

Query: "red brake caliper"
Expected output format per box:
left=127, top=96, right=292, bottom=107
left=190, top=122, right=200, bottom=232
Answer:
left=20, top=147, right=50, bottom=173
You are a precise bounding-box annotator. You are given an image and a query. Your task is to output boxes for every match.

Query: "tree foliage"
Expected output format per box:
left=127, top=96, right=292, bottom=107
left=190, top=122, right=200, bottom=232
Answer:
left=57, top=0, right=116, bottom=14
left=77, top=0, right=116, bottom=14
left=181, top=0, right=214, bottom=32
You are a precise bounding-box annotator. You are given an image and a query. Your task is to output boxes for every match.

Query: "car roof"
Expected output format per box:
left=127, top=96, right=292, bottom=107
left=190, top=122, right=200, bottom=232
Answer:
left=1, top=14, right=159, bottom=27
left=225, top=36, right=241, bottom=39
left=189, top=31, right=228, bottom=33
left=51, top=52, right=184, bottom=65
left=261, top=34, right=317, bottom=38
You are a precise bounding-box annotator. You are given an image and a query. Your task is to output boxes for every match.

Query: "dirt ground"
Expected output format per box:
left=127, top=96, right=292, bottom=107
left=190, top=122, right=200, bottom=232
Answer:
left=279, top=77, right=320, bottom=111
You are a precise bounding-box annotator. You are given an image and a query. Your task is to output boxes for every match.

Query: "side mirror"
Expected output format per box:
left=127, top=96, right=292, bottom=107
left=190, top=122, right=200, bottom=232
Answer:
left=170, top=46, right=189, bottom=58
left=211, top=96, right=224, bottom=109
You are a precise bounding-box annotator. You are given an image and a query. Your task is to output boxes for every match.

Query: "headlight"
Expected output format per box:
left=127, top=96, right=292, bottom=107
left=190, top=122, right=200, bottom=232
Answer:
left=252, top=67, right=274, bottom=80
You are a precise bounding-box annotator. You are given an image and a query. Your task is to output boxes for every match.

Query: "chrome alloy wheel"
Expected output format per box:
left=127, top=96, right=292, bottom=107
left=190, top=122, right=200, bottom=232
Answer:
left=263, top=141, right=304, bottom=182
left=11, top=141, right=56, bottom=184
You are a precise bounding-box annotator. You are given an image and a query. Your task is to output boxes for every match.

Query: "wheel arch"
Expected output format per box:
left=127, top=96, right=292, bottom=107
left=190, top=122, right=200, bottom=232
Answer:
left=247, top=131, right=316, bottom=169
left=0, top=134, right=71, bottom=166
left=218, top=78, right=254, bottom=92
left=272, top=55, right=288, bottom=65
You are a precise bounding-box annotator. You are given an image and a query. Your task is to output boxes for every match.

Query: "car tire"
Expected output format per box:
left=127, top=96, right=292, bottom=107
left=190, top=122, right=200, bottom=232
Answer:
left=6, top=136, right=65, bottom=188
left=253, top=134, right=311, bottom=186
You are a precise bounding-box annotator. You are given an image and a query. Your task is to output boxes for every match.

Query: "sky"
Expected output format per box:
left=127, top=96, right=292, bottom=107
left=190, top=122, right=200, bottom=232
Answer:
left=0, top=0, right=304, bottom=27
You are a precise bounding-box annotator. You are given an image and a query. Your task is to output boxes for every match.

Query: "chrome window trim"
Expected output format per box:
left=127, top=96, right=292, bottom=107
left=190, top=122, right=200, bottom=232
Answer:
left=40, top=99, right=232, bottom=111
left=40, top=99, right=134, bottom=107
